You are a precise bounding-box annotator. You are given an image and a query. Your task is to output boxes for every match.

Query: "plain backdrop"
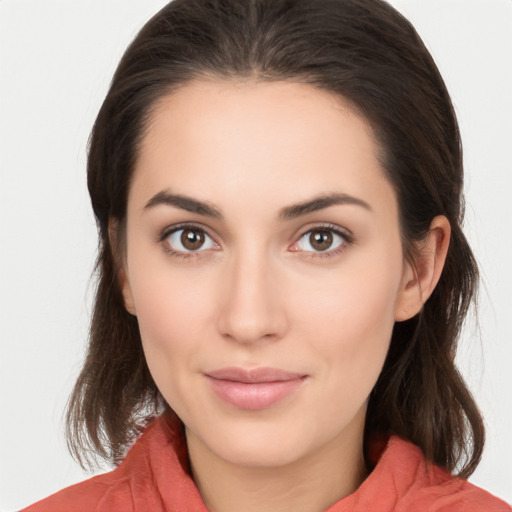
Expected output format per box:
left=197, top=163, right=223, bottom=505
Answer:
left=0, top=0, right=511, bottom=510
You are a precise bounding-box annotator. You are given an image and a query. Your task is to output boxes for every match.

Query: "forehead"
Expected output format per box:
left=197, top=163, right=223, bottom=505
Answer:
left=131, top=79, right=396, bottom=220
left=143, top=79, right=377, bottom=163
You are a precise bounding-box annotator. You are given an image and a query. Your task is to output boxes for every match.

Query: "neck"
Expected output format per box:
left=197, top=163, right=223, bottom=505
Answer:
left=186, top=418, right=368, bottom=512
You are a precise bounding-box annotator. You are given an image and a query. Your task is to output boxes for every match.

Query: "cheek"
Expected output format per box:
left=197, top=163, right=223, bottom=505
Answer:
left=126, top=225, right=404, bottom=415
left=131, top=270, right=212, bottom=351
left=293, top=248, right=403, bottom=384
left=126, top=250, right=222, bottom=401
left=128, top=272, right=210, bottom=417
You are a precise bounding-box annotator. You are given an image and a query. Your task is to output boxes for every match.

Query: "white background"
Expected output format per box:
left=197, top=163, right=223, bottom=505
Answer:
left=0, top=0, right=511, bottom=510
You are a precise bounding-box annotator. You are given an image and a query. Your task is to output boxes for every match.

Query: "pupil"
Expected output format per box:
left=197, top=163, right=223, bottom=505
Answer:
left=181, top=229, right=204, bottom=250
left=310, top=231, right=333, bottom=251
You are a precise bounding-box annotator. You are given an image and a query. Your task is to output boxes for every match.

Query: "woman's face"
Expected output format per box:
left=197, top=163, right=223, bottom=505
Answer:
left=121, top=79, right=414, bottom=468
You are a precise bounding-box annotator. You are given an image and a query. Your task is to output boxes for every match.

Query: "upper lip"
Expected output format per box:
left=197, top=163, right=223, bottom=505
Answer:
left=205, top=367, right=306, bottom=383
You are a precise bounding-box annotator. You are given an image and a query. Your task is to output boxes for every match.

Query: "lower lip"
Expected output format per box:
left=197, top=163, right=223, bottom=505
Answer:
left=205, top=376, right=306, bottom=410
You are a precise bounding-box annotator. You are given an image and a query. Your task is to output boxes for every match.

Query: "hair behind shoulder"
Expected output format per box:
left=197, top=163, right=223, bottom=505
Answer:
left=66, top=0, right=484, bottom=477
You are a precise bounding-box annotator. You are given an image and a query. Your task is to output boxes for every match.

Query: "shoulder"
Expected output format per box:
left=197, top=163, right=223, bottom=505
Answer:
left=21, top=469, right=131, bottom=512
left=359, top=435, right=511, bottom=512
left=21, top=415, right=179, bottom=512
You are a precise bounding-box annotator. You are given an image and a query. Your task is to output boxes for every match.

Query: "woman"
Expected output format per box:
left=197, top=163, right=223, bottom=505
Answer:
left=22, top=0, right=510, bottom=510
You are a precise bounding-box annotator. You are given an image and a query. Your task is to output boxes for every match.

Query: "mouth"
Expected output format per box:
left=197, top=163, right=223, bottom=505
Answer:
left=204, top=367, right=308, bottom=410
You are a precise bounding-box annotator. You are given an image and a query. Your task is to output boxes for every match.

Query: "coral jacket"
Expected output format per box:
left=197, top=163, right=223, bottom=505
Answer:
left=23, top=414, right=510, bottom=512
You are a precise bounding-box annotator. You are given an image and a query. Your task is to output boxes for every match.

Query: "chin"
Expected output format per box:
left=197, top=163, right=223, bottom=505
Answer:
left=186, top=413, right=336, bottom=469
left=213, top=433, right=308, bottom=468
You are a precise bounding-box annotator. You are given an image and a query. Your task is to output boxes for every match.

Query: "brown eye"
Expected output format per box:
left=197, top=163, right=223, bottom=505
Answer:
left=294, top=227, right=347, bottom=255
left=165, top=226, right=217, bottom=253
left=181, top=229, right=205, bottom=250
left=309, top=230, right=333, bottom=251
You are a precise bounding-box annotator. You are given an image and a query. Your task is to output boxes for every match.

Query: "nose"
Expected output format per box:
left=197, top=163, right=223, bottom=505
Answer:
left=216, top=247, right=288, bottom=345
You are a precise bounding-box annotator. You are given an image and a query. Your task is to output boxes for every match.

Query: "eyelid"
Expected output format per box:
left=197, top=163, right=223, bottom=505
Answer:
left=158, top=221, right=354, bottom=260
left=292, top=222, right=353, bottom=244
left=159, top=222, right=216, bottom=243
left=289, top=223, right=353, bottom=256
left=159, top=222, right=220, bottom=257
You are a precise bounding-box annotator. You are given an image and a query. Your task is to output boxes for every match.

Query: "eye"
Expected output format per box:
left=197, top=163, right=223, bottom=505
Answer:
left=292, top=226, right=350, bottom=256
left=163, top=225, right=218, bottom=254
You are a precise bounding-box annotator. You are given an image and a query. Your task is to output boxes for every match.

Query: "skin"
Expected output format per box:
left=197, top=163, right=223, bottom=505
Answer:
left=118, top=79, right=450, bottom=512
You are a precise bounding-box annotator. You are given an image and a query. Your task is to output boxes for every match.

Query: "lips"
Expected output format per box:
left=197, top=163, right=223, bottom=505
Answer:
left=204, top=367, right=307, bottom=410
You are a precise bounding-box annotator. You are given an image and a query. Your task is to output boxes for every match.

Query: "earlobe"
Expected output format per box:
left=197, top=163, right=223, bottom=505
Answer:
left=394, top=215, right=451, bottom=322
left=108, top=219, right=137, bottom=316
left=119, top=268, right=137, bottom=316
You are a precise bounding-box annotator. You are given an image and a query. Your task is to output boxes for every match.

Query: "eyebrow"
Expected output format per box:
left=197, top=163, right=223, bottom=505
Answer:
left=144, top=191, right=222, bottom=218
left=144, top=190, right=372, bottom=220
left=279, top=192, right=372, bottom=220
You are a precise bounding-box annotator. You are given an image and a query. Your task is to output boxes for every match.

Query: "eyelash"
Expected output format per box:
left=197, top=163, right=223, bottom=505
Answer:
left=158, top=222, right=354, bottom=261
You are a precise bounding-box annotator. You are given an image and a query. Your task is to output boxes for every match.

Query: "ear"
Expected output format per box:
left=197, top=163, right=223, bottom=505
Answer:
left=108, top=219, right=137, bottom=316
left=119, top=267, right=137, bottom=316
left=394, top=215, right=451, bottom=322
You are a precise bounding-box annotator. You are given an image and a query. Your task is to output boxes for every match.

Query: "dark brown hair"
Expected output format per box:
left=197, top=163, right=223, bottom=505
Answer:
left=66, top=0, right=484, bottom=478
